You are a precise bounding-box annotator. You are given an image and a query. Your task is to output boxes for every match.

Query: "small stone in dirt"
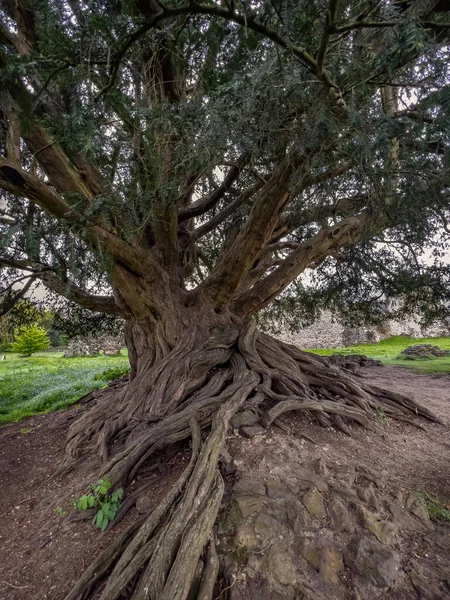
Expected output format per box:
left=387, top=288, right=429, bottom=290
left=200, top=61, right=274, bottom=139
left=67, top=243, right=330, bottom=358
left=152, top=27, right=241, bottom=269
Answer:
left=425, top=527, right=450, bottom=551
left=355, top=465, right=387, bottom=489
left=267, top=480, right=295, bottom=500
left=409, top=567, right=448, bottom=600
left=295, top=466, right=328, bottom=493
left=241, top=425, right=266, bottom=439
left=233, top=479, right=266, bottom=496
left=319, top=546, right=344, bottom=584
left=344, top=535, right=401, bottom=588
left=234, top=523, right=260, bottom=549
left=356, top=484, right=380, bottom=510
left=231, top=410, right=260, bottom=429
left=329, top=498, right=353, bottom=533
left=302, top=487, right=326, bottom=520
left=405, top=494, right=431, bottom=524
left=356, top=505, right=396, bottom=544
left=219, top=448, right=236, bottom=475
left=330, top=465, right=356, bottom=487
left=254, top=513, right=291, bottom=546
left=387, top=501, right=429, bottom=532
left=235, top=495, right=264, bottom=519
left=266, top=544, right=298, bottom=586
left=296, top=538, right=321, bottom=569
left=312, top=457, right=329, bottom=478
left=287, top=498, right=315, bottom=531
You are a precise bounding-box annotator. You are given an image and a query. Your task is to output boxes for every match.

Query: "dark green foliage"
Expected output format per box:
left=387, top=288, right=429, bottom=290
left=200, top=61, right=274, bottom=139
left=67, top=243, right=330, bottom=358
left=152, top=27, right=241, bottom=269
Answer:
left=1, top=0, right=450, bottom=327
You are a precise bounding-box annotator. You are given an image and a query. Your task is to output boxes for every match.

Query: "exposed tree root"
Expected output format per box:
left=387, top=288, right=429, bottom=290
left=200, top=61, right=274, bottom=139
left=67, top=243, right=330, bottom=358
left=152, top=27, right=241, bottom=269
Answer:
left=63, top=323, right=442, bottom=599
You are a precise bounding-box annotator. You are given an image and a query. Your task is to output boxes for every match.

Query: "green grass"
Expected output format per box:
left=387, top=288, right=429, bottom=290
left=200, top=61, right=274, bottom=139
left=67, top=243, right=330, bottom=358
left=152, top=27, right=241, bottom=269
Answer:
left=0, top=350, right=130, bottom=425
left=307, top=335, right=450, bottom=373
left=417, top=489, right=450, bottom=524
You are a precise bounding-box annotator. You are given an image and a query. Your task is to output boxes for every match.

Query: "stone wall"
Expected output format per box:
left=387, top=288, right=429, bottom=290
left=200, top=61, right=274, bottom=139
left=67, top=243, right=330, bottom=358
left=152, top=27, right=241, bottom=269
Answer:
left=274, top=311, right=450, bottom=349
left=63, top=334, right=123, bottom=357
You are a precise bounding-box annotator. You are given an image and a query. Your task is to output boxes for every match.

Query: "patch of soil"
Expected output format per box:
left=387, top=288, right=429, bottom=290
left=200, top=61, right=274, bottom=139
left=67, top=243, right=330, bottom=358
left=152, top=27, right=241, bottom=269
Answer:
left=0, top=365, right=449, bottom=599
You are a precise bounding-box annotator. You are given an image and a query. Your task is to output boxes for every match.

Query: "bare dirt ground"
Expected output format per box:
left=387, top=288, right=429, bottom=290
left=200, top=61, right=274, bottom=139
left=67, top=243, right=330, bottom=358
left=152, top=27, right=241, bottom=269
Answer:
left=0, top=365, right=449, bottom=600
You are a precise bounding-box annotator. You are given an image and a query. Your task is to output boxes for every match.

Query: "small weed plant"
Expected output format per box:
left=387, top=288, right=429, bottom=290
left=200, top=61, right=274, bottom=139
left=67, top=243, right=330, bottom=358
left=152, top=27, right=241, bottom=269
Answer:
left=417, top=490, right=450, bottom=524
left=376, top=407, right=391, bottom=425
left=55, top=506, right=68, bottom=517
left=75, top=477, right=123, bottom=531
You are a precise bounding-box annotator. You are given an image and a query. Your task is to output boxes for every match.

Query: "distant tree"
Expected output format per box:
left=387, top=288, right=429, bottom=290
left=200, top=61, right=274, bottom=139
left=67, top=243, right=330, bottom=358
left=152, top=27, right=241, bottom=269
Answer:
left=0, top=298, right=41, bottom=349
left=11, top=324, right=50, bottom=356
left=0, top=0, right=449, bottom=595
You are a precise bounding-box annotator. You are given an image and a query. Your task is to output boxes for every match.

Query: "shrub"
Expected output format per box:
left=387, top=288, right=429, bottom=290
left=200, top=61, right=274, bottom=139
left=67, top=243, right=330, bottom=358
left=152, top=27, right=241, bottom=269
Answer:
left=12, top=325, right=50, bottom=357
left=94, top=365, right=130, bottom=381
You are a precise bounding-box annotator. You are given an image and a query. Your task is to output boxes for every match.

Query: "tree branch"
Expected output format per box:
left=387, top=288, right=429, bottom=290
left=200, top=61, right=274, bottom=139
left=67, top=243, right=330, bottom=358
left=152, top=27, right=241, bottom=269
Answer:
left=178, top=154, right=250, bottom=223
left=316, top=0, right=340, bottom=76
left=232, top=215, right=369, bottom=317
left=190, top=182, right=264, bottom=243
left=0, top=275, right=36, bottom=317
left=199, top=150, right=303, bottom=309
left=102, top=2, right=340, bottom=101
left=0, top=257, right=121, bottom=315
left=0, top=157, right=151, bottom=274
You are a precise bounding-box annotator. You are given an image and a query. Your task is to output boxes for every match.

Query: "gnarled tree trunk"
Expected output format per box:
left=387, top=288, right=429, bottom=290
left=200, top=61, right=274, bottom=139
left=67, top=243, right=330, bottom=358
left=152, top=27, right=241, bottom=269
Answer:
left=63, top=285, right=440, bottom=600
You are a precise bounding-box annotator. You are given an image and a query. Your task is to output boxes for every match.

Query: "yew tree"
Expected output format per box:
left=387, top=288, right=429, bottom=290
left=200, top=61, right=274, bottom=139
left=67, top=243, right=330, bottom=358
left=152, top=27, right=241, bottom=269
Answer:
left=1, top=0, right=450, bottom=597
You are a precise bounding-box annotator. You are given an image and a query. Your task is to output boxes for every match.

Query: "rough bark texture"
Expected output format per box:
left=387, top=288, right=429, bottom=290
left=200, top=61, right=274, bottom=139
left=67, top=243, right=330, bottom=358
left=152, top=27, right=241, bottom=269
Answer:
left=63, top=313, right=440, bottom=600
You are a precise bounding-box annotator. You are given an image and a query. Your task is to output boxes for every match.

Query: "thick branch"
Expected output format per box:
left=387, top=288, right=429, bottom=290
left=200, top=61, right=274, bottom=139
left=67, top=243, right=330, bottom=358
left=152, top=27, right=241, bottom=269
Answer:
left=0, top=257, right=121, bottom=315
left=316, top=0, right=340, bottom=76
left=0, top=275, right=36, bottom=316
left=233, top=215, right=368, bottom=316
left=104, top=3, right=340, bottom=100
left=178, top=154, right=250, bottom=223
left=0, top=157, right=150, bottom=274
left=190, top=182, right=262, bottom=242
left=200, top=151, right=303, bottom=309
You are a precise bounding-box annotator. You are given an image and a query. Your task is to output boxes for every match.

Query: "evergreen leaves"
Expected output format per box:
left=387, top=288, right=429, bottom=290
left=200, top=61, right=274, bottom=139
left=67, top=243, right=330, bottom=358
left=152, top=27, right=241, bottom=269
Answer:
left=1, top=0, right=450, bottom=327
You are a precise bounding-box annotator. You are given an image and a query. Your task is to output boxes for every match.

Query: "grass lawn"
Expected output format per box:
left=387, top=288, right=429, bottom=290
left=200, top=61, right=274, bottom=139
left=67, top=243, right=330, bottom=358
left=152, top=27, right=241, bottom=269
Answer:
left=0, top=350, right=130, bottom=425
left=308, top=335, right=450, bottom=374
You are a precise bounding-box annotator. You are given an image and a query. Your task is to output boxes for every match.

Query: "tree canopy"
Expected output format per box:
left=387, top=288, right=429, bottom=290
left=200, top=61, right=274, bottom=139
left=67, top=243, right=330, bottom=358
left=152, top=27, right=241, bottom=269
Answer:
left=0, top=0, right=449, bottom=330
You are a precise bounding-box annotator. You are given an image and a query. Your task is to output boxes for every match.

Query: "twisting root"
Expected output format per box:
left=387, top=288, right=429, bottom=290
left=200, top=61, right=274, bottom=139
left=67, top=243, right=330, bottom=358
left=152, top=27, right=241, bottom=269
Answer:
left=64, top=322, right=442, bottom=599
left=66, top=373, right=258, bottom=600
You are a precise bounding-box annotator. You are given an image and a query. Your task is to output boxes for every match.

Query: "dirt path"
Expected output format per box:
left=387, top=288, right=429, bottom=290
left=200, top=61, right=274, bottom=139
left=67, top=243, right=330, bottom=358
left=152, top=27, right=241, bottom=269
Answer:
left=0, top=365, right=449, bottom=599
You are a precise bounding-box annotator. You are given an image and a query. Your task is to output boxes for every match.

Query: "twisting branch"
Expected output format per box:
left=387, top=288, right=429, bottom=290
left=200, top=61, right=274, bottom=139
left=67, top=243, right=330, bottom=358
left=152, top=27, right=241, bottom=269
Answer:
left=199, top=150, right=305, bottom=309
left=0, top=256, right=121, bottom=315
left=178, top=154, right=251, bottom=223
left=316, top=0, right=340, bottom=76
left=232, top=215, right=369, bottom=316
left=189, top=182, right=263, bottom=243
left=100, top=2, right=341, bottom=100
left=0, top=275, right=36, bottom=317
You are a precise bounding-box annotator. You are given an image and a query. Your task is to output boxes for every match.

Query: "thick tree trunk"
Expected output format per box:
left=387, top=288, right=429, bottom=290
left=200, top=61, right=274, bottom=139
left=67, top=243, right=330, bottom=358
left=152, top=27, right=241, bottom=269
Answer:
left=63, top=303, right=441, bottom=600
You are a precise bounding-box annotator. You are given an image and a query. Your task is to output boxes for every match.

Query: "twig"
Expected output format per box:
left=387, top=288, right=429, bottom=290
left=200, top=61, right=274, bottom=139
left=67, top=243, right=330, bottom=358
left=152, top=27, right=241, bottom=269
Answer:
left=215, top=574, right=237, bottom=599
left=1, top=580, right=29, bottom=589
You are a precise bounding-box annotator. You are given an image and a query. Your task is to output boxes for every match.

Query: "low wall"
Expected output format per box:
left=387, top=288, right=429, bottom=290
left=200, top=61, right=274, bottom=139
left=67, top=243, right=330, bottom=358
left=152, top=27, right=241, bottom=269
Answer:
left=274, top=312, right=450, bottom=349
